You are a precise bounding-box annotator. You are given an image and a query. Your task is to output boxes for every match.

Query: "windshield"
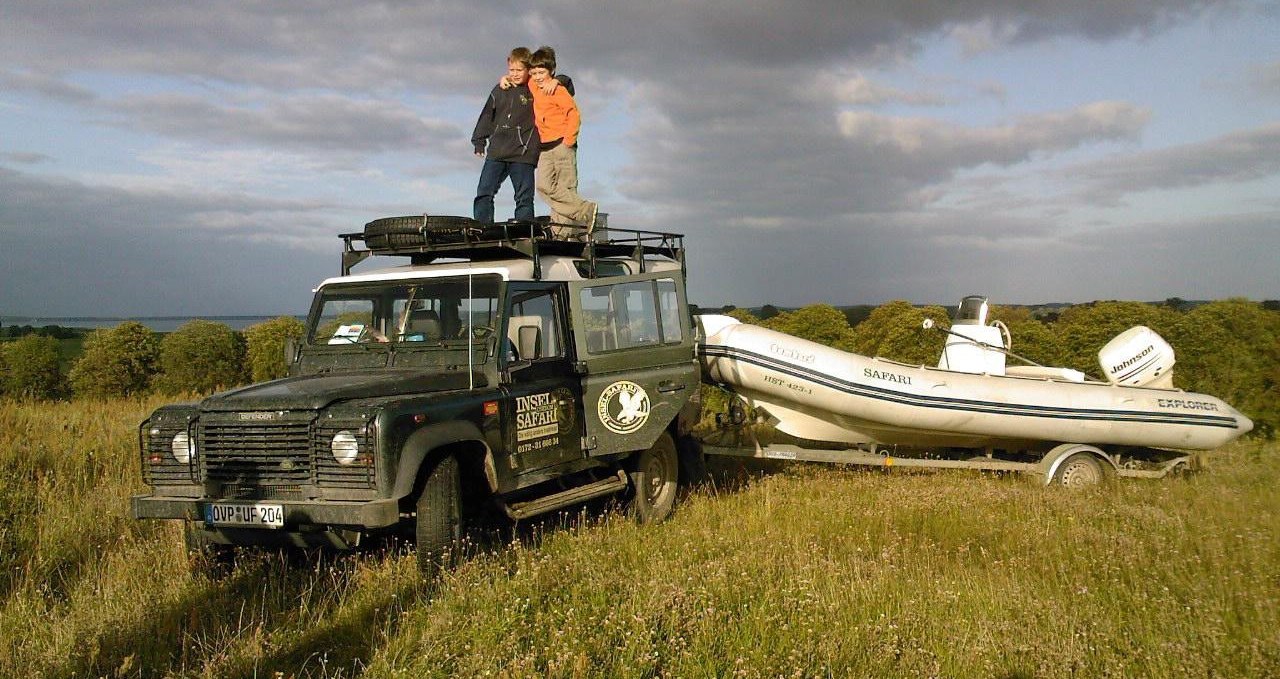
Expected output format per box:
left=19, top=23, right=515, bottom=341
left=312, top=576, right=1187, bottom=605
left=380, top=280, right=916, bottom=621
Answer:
left=309, top=275, right=502, bottom=347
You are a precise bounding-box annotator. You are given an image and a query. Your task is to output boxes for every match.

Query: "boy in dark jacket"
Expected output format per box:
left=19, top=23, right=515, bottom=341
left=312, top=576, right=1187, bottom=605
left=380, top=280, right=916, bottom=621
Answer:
left=471, top=47, right=540, bottom=224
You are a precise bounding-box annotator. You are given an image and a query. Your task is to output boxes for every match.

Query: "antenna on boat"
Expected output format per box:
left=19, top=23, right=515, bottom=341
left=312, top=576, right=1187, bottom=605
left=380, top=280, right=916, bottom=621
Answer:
left=922, top=318, right=1046, bottom=369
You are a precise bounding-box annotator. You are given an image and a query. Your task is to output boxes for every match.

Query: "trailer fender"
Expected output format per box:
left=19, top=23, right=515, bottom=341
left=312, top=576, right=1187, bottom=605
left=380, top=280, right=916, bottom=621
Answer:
left=1040, top=443, right=1116, bottom=486
left=392, top=421, right=493, bottom=500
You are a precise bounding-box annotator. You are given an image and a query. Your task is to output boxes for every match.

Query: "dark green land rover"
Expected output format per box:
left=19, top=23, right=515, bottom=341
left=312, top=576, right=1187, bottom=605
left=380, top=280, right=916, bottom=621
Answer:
left=131, top=216, right=703, bottom=571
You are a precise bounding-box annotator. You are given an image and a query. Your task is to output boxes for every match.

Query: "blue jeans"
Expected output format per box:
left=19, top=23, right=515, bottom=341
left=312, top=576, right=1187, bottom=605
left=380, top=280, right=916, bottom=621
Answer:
left=473, top=159, right=535, bottom=223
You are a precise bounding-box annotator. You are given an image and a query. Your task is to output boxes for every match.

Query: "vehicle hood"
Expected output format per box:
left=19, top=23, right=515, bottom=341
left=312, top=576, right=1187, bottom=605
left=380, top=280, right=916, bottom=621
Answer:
left=200, top=369, right=487, bottom=412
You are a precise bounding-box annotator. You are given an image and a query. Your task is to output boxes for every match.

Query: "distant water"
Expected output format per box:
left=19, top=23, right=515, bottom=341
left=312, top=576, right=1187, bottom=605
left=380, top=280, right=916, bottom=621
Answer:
left=0, top=316, right=306, bottom=332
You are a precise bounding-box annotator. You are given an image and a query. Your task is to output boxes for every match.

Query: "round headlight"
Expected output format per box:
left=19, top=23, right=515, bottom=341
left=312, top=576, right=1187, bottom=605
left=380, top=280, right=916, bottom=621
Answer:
left=331, top=430, right=360, bottom=466
left=171, top=431, right=194, bottom=464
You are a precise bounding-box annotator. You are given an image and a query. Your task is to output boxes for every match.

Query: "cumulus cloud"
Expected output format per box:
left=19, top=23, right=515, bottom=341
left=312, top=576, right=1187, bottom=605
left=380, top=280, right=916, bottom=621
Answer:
left=837, top=101, right=1149, bottom=159
left=0, top=167, right=339, bottom=315
left=105, top=93, right=460, bottom=153
left=0, top=68, right=97, bottom=103
left=1065, top=122, right=1280, bottom=203
left=0, top=0, right=1262, bottom=314
left=1249, top=59, right=1280, bottom=96
left=0, top=151, right=53, bottom=165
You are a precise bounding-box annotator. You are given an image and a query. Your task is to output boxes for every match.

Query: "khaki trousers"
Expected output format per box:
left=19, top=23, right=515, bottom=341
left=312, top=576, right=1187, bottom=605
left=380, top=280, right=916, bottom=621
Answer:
left=536, top=143, right=596, bottom=237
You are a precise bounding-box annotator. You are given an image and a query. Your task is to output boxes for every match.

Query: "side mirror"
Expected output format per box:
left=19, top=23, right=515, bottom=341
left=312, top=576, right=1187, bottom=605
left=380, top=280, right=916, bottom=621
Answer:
left=517, top=325, right=542, bottom=361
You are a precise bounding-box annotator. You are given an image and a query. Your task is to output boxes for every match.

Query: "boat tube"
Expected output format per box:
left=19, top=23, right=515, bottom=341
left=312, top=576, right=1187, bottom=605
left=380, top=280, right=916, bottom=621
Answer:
left=696, top=314, right=1253, bottom=451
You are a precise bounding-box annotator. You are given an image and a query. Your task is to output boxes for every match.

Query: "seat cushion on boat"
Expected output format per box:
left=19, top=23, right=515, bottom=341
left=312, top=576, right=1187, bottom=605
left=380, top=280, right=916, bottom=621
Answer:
left=1005, top=365, right=1086, bottom=382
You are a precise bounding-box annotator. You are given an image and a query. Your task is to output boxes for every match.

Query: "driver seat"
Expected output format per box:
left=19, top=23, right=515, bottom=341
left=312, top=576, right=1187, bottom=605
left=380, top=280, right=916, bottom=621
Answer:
left=404, top=309, right=441, bottom=341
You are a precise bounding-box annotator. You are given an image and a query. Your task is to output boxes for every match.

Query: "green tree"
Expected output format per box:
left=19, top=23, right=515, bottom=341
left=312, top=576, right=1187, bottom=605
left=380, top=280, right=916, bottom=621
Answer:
left=761, top=304, right=856, bottom=351
left=725, top=308, right=759, bottom=324
left=1050, top=301, right=1179, bottom=375
left=850, top=300, right=949, bottom=365
left=1, top=335, right=64, bottom=399
left=156, top=320, right=247, bottom=395
left=243, top=316, right=306, bottom=382
left=1165, top=299, right=1279, bottom=437
left=68, top=321, right=161, bottom=398
left=1001, top=318, right=1067, bottom=369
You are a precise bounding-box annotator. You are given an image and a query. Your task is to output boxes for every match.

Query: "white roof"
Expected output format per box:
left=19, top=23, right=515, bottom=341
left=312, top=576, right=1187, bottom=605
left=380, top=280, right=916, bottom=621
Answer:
left=317, top=255, right=680, bottom=289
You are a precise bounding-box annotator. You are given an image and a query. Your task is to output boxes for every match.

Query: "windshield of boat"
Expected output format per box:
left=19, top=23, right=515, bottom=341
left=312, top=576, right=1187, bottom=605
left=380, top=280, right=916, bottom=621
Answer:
left=308, top=275, right=502, bottom=351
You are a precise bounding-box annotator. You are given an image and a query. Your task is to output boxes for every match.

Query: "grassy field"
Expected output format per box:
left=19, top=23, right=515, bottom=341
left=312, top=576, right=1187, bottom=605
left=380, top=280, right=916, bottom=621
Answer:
left=1, top=398, right=1277, bottom=678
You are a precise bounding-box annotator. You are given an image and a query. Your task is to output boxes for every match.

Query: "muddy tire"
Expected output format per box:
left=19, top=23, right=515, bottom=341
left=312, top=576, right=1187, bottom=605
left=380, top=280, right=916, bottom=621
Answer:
left=1051, top=452, right=1106, bottom=487
left=628, top=432, right=679, bottom=524
left=415, top=455, right=462, bottom=574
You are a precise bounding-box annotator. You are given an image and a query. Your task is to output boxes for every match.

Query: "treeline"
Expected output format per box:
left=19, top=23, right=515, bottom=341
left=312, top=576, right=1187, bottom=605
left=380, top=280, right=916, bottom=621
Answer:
left=4, top=300, right=1277, bottom=437
left=0, top=324, right=84, bottom=340
left=716, top=298, right=1280, bottom=438
left=0, top=317, right=303, bottom=401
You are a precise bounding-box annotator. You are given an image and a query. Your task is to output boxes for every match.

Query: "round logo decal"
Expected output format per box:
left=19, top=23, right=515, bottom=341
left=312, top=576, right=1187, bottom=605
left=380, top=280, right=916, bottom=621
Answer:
left=597, top=381, right=651, bottom=434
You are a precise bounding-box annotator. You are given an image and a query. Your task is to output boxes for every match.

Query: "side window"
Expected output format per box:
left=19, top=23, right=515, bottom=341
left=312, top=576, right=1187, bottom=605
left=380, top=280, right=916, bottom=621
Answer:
left=657, top=278, right=683, bottom=343
left=580, top=278, right=683, bottom=354
left=507, top=289, right=563, bottom=361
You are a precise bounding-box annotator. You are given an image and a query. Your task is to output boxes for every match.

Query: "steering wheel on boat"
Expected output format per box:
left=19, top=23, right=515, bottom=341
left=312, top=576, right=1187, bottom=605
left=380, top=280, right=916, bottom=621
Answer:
left=991, top=320, right=1011, bottom=351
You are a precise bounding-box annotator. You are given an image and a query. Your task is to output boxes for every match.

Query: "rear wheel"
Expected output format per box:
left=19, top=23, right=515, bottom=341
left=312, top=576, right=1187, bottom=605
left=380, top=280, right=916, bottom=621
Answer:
left=628, top=433, right=679, bottom=524
left=1051, top=452, right=1106, bottom=487
left=415, top=456, right=462, bottom=574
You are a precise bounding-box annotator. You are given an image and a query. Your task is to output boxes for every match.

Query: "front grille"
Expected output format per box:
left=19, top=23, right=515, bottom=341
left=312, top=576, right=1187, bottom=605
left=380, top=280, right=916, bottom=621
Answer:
left=221, top=483, right=305, bottom=500
left=200, top=414, right=314, bottom=484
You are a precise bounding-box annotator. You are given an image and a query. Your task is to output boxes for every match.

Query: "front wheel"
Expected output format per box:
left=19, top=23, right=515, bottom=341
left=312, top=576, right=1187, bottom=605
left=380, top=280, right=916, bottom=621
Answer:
left=627, top=433, right=679, bottom=524
left=416, top=456, right=462, bottom=574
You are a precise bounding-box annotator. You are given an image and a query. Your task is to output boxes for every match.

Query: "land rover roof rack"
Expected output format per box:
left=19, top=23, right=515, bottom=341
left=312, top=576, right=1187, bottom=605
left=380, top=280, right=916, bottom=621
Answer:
left=338, top=214, right=685, bottom=280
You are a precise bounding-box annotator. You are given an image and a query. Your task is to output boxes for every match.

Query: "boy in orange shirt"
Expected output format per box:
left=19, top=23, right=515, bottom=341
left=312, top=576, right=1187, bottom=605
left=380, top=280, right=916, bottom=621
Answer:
left=526, top=46, right=598, bottom=238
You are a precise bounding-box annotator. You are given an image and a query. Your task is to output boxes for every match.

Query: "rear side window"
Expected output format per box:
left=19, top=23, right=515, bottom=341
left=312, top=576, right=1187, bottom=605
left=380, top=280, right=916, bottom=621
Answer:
left=579, top=278, right=683, bottom=353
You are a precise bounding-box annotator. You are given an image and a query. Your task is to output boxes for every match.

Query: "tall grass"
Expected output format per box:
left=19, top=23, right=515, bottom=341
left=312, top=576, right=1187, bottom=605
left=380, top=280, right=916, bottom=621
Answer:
left=1, top=398, right=1277, bottom=677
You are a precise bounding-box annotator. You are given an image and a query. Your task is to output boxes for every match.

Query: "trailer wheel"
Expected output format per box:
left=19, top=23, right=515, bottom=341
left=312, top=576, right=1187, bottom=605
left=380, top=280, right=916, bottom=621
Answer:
left=415, top=455, right=462, bottom=574
left=1051, top=452, right=1106, bottom=487
left=628, top=433, right=678, bottom=524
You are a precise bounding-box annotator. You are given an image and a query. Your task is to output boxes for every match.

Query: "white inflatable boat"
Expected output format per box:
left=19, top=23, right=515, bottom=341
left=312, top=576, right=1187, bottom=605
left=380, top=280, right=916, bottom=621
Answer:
left=697, top=298, right=1253, bottom=451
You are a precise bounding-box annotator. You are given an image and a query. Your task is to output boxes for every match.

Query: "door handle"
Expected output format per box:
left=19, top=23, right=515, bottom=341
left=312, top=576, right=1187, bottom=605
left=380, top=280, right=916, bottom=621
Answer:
left=657, top=381, right=685, bottom=394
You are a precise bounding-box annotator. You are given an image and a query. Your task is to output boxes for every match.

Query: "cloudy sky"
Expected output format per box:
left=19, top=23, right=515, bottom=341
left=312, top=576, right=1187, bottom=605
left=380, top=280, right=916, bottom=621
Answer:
left=1, top=1, right=1277, bottom=316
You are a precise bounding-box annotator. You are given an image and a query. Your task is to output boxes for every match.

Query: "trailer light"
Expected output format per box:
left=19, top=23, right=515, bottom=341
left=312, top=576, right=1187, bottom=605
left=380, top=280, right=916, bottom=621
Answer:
left=170, top=432, right=194, bottom=464
left=331, top=430, right=360, bottom=466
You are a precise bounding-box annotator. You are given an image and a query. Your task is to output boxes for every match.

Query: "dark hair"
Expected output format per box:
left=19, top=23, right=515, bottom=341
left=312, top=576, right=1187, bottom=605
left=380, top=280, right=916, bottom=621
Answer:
left=529, top=46, right=557, bottom=74
left=508, top=46, right=532, bottom=68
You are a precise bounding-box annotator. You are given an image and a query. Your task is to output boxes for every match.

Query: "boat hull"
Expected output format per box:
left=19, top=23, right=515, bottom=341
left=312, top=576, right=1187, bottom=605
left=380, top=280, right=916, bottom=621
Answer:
left=697, top=316, right=1253, bottom=451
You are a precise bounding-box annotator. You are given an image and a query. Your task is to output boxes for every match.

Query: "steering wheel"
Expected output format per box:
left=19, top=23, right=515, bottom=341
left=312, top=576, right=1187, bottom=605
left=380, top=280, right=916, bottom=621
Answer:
left=991, top=320, right=1012, bottom=351
left=459, top=325, right=494, bottom=340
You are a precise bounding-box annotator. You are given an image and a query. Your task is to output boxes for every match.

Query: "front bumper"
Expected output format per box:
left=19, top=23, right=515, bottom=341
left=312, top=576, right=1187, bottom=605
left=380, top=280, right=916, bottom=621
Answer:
left=130, top=494, right=401, bottom=529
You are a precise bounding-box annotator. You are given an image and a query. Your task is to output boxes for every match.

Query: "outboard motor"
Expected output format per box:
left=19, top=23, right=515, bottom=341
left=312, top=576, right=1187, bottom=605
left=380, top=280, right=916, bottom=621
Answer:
left=1098, top=326, right=1175, bottom=388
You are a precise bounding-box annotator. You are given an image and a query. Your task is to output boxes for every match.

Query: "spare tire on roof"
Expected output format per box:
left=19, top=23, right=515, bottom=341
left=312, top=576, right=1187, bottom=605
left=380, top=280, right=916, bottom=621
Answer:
left=363, top=215, right=483, bottom=249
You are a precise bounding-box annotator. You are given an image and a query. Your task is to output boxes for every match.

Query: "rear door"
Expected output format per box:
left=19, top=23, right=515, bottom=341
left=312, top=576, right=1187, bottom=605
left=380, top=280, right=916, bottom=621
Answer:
left=568, top=272, right=698, bottom=457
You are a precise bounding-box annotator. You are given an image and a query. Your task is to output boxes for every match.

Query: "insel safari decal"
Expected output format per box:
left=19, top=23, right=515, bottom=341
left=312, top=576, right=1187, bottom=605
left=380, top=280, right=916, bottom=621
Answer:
left=513, top=387, right=576, bottom=455
left=597, top=381, right=651, bottom=434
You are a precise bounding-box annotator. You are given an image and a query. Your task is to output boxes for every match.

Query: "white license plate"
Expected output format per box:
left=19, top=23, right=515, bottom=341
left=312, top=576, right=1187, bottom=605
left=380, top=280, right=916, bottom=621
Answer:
left=204, top=502, right=285, bottom=528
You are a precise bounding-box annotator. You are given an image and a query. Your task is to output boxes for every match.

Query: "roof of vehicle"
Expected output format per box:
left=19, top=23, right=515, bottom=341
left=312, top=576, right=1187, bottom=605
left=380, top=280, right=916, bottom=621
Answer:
left=337, top=216, right=687, bottom=282
left=318, top=254, right=682, bottom=288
